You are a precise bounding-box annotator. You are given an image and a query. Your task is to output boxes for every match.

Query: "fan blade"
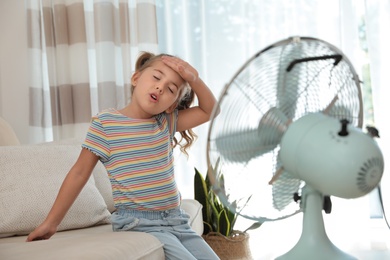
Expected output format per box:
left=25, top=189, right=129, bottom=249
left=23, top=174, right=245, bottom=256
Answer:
left=215, top=129, right=272, bottom=163
left=323, top=95, right=338, bottom=115
left=276, top=42, right=302, bottom=120
left=271, top=153, right=302, bottom=211
left=272, top=170, right=302, bottom=211
left=215, top=107, right=288, bottom=163
left=326, top=103, right=354, bottom=122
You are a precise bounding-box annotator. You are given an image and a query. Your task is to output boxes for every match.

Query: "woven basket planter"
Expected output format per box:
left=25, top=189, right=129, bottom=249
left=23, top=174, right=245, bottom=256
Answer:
left=203, top=231, right=253, bottom=260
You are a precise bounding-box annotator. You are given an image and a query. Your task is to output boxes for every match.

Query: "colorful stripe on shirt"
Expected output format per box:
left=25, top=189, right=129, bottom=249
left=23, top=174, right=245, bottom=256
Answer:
left=82, top=108, right=180, bottom=211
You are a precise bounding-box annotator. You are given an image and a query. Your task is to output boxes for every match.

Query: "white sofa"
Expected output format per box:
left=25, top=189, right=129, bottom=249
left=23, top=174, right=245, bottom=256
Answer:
left=0, top=117, right=203, bottom=260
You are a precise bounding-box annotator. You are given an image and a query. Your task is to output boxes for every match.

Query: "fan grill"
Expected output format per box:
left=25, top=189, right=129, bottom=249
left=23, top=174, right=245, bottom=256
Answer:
left=207, top=37, right=363, bottom=221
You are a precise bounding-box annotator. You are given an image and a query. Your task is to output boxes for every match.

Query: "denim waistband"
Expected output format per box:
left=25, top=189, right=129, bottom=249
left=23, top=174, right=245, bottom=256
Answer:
left=115, top=206, right=182, bottom=220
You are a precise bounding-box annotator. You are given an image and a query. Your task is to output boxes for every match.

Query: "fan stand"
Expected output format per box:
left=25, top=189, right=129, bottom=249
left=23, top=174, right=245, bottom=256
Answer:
left=276, top=185, right=357, bottom=260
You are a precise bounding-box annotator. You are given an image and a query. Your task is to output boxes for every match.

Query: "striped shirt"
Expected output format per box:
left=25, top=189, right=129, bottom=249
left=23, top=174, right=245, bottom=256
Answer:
left=82, top=108, right=180, bottom=211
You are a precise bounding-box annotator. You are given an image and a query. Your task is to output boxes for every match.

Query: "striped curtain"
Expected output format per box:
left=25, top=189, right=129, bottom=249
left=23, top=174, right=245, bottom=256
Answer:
left=26, top=0, right=158, bottom=143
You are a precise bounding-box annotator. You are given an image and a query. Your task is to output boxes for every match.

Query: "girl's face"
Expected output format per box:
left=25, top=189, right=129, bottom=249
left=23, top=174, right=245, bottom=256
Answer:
left=131, top=59, right=185, bottom=118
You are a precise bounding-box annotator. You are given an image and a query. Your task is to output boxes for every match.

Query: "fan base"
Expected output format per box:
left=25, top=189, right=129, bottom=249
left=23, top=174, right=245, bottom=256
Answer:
left=275, top=240, right=357, bottom=260
left=275, top=185, right=357, bottom=260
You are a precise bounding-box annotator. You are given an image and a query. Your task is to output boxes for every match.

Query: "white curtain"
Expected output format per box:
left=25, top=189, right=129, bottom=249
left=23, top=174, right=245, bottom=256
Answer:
left=365, top=0, right=390, bottom=227
left=26, top=0, right=158, bottom=143
left=156, top=0, right=389, bottom=256
left=156, top=0, right=365, bottom=193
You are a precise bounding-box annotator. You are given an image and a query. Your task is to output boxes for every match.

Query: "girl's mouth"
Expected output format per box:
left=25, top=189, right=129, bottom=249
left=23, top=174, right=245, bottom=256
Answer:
left=150, top=94, right=158, bottom=101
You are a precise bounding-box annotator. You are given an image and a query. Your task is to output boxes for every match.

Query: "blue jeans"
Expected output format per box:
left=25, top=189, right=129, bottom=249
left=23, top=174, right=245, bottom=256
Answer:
left=111, top=206, right=220, bottom=260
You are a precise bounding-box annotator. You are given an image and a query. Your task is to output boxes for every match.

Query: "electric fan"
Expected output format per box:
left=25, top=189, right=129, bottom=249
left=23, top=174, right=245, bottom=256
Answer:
left=206, top=36, right=384, bottom=259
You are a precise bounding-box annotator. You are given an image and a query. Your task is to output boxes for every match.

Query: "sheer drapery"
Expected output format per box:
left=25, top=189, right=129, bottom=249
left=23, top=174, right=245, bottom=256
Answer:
left=365, top=0, right=390, bottom=226
left=156, top=0, right=365, bottom=197
left=26, top=0, right=158, bottom=143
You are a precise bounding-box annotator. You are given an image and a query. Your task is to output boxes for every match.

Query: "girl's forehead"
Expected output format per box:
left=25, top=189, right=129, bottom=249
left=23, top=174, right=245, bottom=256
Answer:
left=149, top=60, right=185, bottom=85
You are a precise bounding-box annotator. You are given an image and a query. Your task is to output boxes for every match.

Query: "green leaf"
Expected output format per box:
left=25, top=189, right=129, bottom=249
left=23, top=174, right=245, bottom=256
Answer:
left=194, top=168, right=210, bottom=229
left=218, top=209, right=231, bottom=236
left=203, top=221, right=213, bottom=234
left=226, top=205, right=236, bottom=231
left=208, top=193, right=220, bottom=232
left=206, top=157, right=220, bottom=189
left=243, top=221, right=263, bottom=233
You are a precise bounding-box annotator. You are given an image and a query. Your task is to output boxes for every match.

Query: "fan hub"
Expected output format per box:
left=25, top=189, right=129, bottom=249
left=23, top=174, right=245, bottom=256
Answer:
left=280, top=112, right=384, bottom=198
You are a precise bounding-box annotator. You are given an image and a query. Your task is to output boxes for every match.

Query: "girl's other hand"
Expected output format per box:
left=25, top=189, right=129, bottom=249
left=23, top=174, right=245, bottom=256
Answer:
left=161, top=55, right=198, bottom=84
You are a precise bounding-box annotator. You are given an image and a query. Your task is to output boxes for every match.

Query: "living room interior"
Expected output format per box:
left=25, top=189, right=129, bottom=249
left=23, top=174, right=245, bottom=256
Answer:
left=1, top=0, right=389, bottom=259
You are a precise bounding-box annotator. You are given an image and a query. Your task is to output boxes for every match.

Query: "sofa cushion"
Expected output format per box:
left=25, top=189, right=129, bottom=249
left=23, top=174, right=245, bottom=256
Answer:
left=37, top=138, right=116, bottom=213
left=0, top=145, right=111, bottom=238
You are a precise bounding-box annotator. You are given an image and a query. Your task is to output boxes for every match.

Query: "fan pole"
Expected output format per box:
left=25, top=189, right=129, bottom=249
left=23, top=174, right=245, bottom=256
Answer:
left=276, top=185, right=357, bottom=260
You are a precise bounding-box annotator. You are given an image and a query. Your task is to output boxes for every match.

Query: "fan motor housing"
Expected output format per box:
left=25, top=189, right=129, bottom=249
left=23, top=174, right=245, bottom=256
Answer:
left=280, top=112, right=384, bottom=199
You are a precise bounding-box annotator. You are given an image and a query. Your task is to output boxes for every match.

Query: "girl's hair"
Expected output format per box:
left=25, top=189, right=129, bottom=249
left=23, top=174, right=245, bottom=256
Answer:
left=132, top=52, right=197, bottom=156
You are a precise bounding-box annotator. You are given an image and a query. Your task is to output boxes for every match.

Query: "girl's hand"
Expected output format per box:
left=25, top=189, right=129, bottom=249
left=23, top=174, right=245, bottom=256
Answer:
left=26, top=222, right=57, bottom=242
left=161, top=55, right=199, bottom=83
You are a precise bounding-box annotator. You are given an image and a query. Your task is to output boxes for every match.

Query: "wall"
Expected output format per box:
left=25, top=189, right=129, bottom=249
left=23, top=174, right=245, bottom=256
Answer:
left=0, top=0, right=30, bottom=144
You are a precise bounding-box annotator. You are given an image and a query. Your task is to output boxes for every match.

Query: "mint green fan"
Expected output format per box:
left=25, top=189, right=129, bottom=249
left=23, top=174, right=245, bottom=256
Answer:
left=206, top=36, right=384, bottom=259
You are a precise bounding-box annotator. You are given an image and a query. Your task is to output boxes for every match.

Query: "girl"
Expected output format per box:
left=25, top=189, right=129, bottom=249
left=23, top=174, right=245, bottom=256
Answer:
left=27, top=52, right=220, bottom=260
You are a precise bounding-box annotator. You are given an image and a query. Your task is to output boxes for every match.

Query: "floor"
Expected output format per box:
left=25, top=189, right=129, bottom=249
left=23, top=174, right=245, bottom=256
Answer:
left=239, top=213, right=390, bottom=260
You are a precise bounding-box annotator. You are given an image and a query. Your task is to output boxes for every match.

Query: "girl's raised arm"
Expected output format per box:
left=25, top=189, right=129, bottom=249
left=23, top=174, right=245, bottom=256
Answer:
left=161, top=56, right=219, bottom=132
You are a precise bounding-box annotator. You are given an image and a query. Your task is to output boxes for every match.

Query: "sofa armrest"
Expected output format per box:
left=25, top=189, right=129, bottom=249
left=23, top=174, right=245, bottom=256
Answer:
left=0, top=117, right=20, bottom=146
left=181, top=199, right=203, bottom=235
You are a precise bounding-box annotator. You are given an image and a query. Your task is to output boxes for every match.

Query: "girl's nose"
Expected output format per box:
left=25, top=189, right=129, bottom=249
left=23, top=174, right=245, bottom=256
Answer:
left=156, top=85, right=163, bottom=93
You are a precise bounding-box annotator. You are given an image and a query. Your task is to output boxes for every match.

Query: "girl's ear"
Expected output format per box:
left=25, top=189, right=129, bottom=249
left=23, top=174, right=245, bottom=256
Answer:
left=165, top=101, right=178, bottom=114
left=131, top=71, right=140, bottom=86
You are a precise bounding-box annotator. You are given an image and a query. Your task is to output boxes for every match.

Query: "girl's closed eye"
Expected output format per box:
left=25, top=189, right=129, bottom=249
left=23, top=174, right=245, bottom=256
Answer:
left=153, top=75, right=160, bottom=80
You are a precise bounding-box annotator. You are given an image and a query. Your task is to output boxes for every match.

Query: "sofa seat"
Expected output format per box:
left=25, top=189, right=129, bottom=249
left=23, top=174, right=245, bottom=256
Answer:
left=0, top=225, right=164, bottom=260
left=0, top=199, right=202, bottom=260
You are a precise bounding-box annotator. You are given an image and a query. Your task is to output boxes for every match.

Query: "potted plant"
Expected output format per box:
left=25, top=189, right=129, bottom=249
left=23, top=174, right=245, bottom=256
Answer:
left=194, top=162, right=262, bottom=259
